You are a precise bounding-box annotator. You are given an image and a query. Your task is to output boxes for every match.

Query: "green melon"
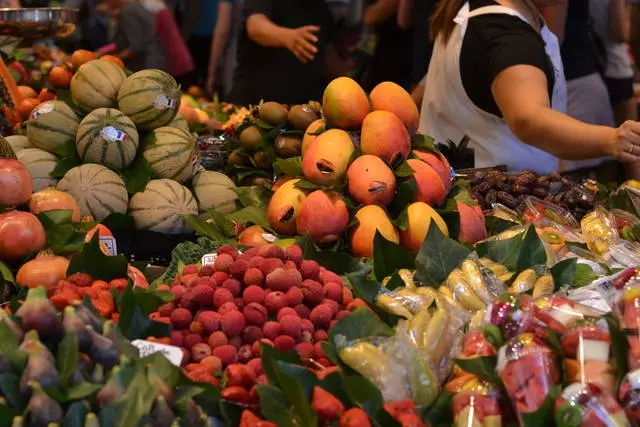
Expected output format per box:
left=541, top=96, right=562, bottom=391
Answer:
left=57, top=163, right=129, bottom=220
left=16, top=148, right=59, bottom=191
left=26, top=100, right=79, bottom=154
left=192, top=170, right=238, bottom=215
left=142, top=126, right=197, bottom=183
left=167, top=114, right=190, bottom=133
left=6, top=135, right=35, bottom=153
left=117, top=69, right=181, bottom=131
left=70, top=59, right=127, bottom=112
left=76, top=108, right=139, bottom=170
left=128, top=178, right=197, bottom=234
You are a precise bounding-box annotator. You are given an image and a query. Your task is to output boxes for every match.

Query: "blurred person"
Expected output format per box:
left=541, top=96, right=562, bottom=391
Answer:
left=205, top=0, right=234, bottom=95
left=631, top=0, right=640, bottom=71
left=219, top=0, right=243, bottom=98
left=227, top=0, right=345, bottom=105
left=1, top=0, right=21, bottom=7
left=420, top=0, right=640, bottom=174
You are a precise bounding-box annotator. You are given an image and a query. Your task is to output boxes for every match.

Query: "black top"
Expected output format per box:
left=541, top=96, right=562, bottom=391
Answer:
left=561, top=0, right=598, bottom=80
left=460, top=0, right=555, bottom=117
left=411, top=0, right=438, bottom=85
left=228, top=0, right=336, bottom=106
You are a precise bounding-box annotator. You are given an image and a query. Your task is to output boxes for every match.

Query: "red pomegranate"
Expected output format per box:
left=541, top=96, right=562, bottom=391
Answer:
left=0, top=159, right=33, bottom=208
left=0, top=211, right=46, bottom=262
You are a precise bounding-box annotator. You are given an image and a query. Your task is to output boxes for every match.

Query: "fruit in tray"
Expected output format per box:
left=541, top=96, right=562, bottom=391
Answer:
left=581, top=208, right=618, bottom=256
left=619, top=369, right=640, bottom=424
left=619, top=280, right=640, bottom=371
left=446, top=375, right=502, bottom=427
left=556, top=383, right=630, bottom=427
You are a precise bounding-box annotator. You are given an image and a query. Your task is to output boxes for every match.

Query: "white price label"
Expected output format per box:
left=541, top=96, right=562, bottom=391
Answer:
left=201, top=253, right=217, bottom=266
left=99, top=236, right=117, bottom=256
left=261, top=233, right=279, bottom=243
left=131, top=340, right=183, bottom=366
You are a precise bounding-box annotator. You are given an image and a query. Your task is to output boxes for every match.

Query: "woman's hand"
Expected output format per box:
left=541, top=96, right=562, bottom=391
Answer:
left=610, top=121, right=640, bottom=163
left=284, top=25, right=320, bottom=63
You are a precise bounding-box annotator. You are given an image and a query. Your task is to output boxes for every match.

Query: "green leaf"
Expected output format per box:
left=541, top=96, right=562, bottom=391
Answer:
left=394, top=208, right=410, bottom=231
left=555, top=400, right=583, bottom=427
left=0, top=405, right=14, bottom=427
left=219, top=400, right=244, bottom=427
left=206, top=209, right=237, bottom=237
left=454, top=356, right=500, bottom=383
left=516, top=225, right=548, bottom=271
left=182, top=214, right=226, bottom=241
left=62, top=401, right=90, bottom=427
left=272, top=361, right=318, bottom=426
left=475, top=225, right=546, bottom=273
left=482, top=325, right=505, bottom=349
left=520, top=385, right=561, bottom=426
left=572, top=263, right=599, bottom=288
left=121, top=155, right=154, bottom=195
left=258, top=385, right=296, bottom=427
left=604, top=314, right=628, bottom=386
left=227, top=205, right=274, bottom=233
left=316, top=371, right=351, bottom=407
left=551, top=258, right=577, bottom=289
left=65, top=382, right=102, bottom=400
left=328, top=308, right=394, bottom=357
left=260, top=343, right=302, bottom=387
left=388, top=179, right=417, bottom=218
left=394, top=161, right=415, bottom=178
left=56, top=332, right=78, bottom=386
left=117, top=285, right=171, bottom=340
left=294, top=179, right=324, bottom=191
left=67, top=234, right=129, bottom=281
left=346, top=274, right=397, bottom=327
left=485, top=216, right=519, bottom=235
left=99, top=366, right=157, bottom=427
left=101, top=213, right=135, bottom=230
left=233, top=186, right=272, bottom=209
left=0, top=261, right=14, bottom=284
left=411, top=134, right=439, bottom=154
left=414, top=221, right=471, bottom=287
left=343, top=376, right=401, bottom=427
left=49, top=138, right=81, bottom=177
left=0, top=374, right=23, bottom=411
left=36, top=210, right=86, bottom=254
left=0, top=321, right=25, bottom=371
left=274, top=157, right=303, bottom=177
left=425, top=391, right=453, bottom=425
left=372, top=231, right=415, bottom=281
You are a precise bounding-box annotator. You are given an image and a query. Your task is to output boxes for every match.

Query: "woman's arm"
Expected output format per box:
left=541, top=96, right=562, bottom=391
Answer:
left=7, top=0, right=21, bottom=7
left=542, top=3, right=569, bottom=44
left=492, top=65, right=640, bottom=163
left=206, top=1, right=233, bottom=95
left=397, top=0, right=413, bottom=29
left=363, top=0, right=399, bottom=26
left=632, top=3, right=640, bottom=70
left=246, top=13, right=320, bottom=63
left=610, top=0, right=630, bottom=42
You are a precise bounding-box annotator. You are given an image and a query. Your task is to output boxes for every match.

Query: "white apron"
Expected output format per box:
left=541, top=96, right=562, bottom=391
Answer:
left=419, top=3, right=567, bottom=174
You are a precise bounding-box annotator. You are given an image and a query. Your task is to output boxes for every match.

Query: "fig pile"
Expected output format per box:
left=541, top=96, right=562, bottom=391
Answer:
left=148, top=244, right=367, bottom=404
left=469, top=170, right=596, bottom=220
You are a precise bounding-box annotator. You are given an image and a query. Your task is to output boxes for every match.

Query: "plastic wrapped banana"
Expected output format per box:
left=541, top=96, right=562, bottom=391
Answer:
left=376, top=270, right=436, bottom=318
left=478, top=258, right=554, bottom=298
left=441, top=257, right=505, bottom=312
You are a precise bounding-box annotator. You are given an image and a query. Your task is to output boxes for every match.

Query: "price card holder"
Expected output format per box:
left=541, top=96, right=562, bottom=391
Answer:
left=131, top=340, right=183, bottom=366
left=99, top=236, right=118, bottom=256
left=201, top=253, right=217, bottom=266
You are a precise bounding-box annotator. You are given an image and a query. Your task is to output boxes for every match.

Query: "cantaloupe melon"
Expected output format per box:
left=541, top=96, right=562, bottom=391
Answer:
left=117, top=69, right=181, bottom=131
left=142, top=126, right=197, bottom=183
left=192, top=170, right=237, bottom=215
left=26, top=100, right=79, bottom=154
left=17, top=148, right=59, bottom=191
left=167, top=114, right=190, bottom=133
left=76, top=108, right=139, bottom=170
left=57, top=163, right=129, bottom=221
left=6, top=135, right=35, bottom=153
left=70, top=59, right=126, bottom=112
left=128, top=179, right=197, bottom=234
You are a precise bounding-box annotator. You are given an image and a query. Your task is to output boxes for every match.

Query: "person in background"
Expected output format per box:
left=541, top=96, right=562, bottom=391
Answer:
left=205, top=0, right=234, bottom=95
left=2, top=0, right=21, bottom=7
left=631, top=0, right=640, bottom=73
left=227, top=0, right=345, bottom=105
left=218, top=0, right=244, bottom=98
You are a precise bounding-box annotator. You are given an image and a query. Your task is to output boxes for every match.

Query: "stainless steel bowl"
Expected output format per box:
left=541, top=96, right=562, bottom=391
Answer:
left=0, top=8, right=78, bottom=39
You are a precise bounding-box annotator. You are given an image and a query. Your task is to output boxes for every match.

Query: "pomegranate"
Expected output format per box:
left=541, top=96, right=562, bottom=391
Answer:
left=0, top=159, right=33, bottom=208
left=16, top=250, right=69, bottom=291
left=29, top=188, right=81, bottom=222
left=0, top=211, right=46, bottom=262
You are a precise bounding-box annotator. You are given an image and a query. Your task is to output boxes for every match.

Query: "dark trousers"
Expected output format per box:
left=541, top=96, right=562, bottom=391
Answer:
left=180, top=34, right=212, bottom=87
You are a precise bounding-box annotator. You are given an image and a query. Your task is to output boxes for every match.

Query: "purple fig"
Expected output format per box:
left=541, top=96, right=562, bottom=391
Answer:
left=15, top=287, right=62, bottom=339
left=96, top=367, right=125, bottom=408
left=72, top=303, right=102, bottom=332
left=150, top=396, right=175, bottom=427
left=0, top=310, right=23, bottom=341
left=19, top=350, right=60, bottom=397
left=19, top=331, right=55, bottom=364
left=0, top=352, right=11, bottom=374
left=185, top=398, right=208, bottom=427
left=25, top=382, right=63, bottom=427
left=86, top=327, right=119, bottom=370
left=63, top=306, right=91, bottom=352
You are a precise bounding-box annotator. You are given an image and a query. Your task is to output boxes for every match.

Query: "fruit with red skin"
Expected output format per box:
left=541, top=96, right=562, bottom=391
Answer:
left=258, top=258, right=284, bottom=275
left=300, top=260, right=320, bottom=280
left=212, top=344, right=237, bottom=365
left=221, top=386, right=251, bottom=404
left=258, top=244, right=286, bottom=259
left=198, top=311, right=221, bottom=334
left=229, top=336, right=242, bottom=349
left=68, top=273, right=93, bottom=287
left=294, top=304, right=311, bottom=319
left=283, top=261, right=298, bottom=270
left=214, top=288, right=234, bottom=308
left=194, top=277, right=211, bottom=288
left=219, top=302, right=239, bottom=315
left=238, top=344, right=254, bottom=363
left=170, top=308, right=193, bottom=329
left=192, top=343, right=212, bottom=362
left=201, top=356, right=223, bottom=375
left=266, top=268, right=302, bottom=292
left=263, top=321, right=282, bottom=340
left=183, top=264, right=199, bottom=275
left=264, top=291, right=288, bottom=315
left=319, top=270, right=342, bottom=286
left=221, top=310, right=246, bottom=337
left=229, top=259, right=250, bottom=279
left=313, top=342, right=326, bottom=359
left=323, top=282, right=343, bottom=303
left=301, top=280, right=324, bottom=306
left=234, top=297, right=245, bottom=310
left=347, top=299, right=368, bottom=311
left=242, top=325, right=264, bottom=344
left=225, top=364, right=255, bottom=388
left=246, top=358, right=264, bottom=377
left=300, top=331, right=313, bottom=343
left=335, top=311, right=350, bottom=321
left=211, top=271, right=228, bottom=286
left=342, top=288, right=354, bottom=306
left=181, top=274, right=200, bottom=288
left=312, top=386, right=345, bottom=421
left=170, top=331, right=184, bottom=347
left=296, top=342, right=314, bottom=358
left=274, top=335, right=296, bottom=352
left=216, top=253, right=236, bottom=272
left=340, top=408, right=372, bottom=427
left=184, top=334, right=202, bottom=350
left=286, top=245, right=304, bottom=265
left=244, top=303, right=268, bottom=325
left=252, top=339, right=273, bottom=355
left=244, top=268, right=264, bottom=286
left=310, top=304, right=333, bottom=329
left=208, top=331, right=228, bottom=348
left=222, top=278, right=242, bottom=297
left=277, top=307, right=298, bottom=321
left=280, top=315, right=303, bottom=339
left=190, top=321, right=205, bottom=335
left=158, top=302, right=174, bottom=317
left=322, top=299, right=340, bottom=316
left=301, top=319, right=315, bottom=334
left=181, top=349, right=191, bottom=365
left=286, top=287, right=304, bottom=306
left=199, top=265, right=214, bottom=276
left=217, top=245, right=239, bottom=258
left=171, top=285, right=187, bottom=300
left=243, top=285, right=267, bottom=305
left=190, top=284, right=215, bottom=307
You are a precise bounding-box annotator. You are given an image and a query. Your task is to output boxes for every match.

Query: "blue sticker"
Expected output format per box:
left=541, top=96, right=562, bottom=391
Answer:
left=100, top=126, right=128, bottom=142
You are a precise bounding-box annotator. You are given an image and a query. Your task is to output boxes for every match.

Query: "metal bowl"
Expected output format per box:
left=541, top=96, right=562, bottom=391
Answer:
left=0, top=8, right=78, bottom=39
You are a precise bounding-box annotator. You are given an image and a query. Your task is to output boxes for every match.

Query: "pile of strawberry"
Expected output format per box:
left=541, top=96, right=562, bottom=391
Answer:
left=147, top=244, right=368, bottom=404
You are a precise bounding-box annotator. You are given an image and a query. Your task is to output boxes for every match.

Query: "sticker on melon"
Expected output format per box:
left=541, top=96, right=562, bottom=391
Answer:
left=142, top=126, right=197, bottom=183
left=26, top=100, right=80, bottom=155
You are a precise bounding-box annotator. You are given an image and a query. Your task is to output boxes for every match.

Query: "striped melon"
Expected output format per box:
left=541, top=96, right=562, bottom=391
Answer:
left=128, top=179, right=197, bottom=234
left=167, top=114, right=190, bottom=133
left=117, top=69, right=181, bottom=131
left=76, top=108, right=139, bottom=170
left=6, top=135, right=35, bottom=153
left=17, top=148, right=59, bottom=191
left=70, top=59, right=127, bottom=112
left=142, top=126, right=197, bottom=183
left=193, top=170, right=238, bottom=215
left=26, top=100, right=79, bottom=154
left=57, top=163, right=129, bottom=220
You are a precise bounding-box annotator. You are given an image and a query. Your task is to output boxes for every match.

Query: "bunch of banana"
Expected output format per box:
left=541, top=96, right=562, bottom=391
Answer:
left=479, top=258, right=554, bottom=298
left=376, top=270, right=436, bottom=319
left=441, top=259, right=494, bottom=313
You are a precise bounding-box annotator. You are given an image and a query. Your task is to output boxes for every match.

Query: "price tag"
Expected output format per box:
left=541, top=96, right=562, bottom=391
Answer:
left=201, top=253, right=217, bottom=266
left=131, top=340, right=183, bottom=366
left=99, top=236, right=117, bottom=256
left=261, top=233, right=279, bottom=243
left=101, top=126, right=128, bottom=143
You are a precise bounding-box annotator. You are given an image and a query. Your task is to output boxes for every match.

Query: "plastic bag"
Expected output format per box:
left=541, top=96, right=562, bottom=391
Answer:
left=444, top=255, right=505, bottom=312
left=581, top=207, right=619, bottom=256
left=447, top=376, right=503, bottom=427
left=531, top=293, right=606, bottom=335
left=555, top=383, right=630, bottom=426
left=489, top=203, right=521, bottom=224
left=619, top=368, right=640, bottom=425
left=497, top=333, right=561, bottom=424
left=612, top=209, right=640, bottom=243
left=374, top=282, right=436, bottom=319
left=484, top=293, right=535, bottom=340
left=618, top=278, right=640, bottom=370
left=523, top=196, right=580, bottom=231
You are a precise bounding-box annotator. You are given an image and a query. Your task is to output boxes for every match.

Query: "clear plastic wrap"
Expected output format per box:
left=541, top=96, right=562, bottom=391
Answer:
left=490, top=203, right=521, bottom=224
left=612, top=209, right=640, bottom=243
left=447, top=376, right=503, bottom=427
left=618, top=278, right=640, bottom=370
left=581, top=208, right=619, bottom=256
left=555, top=383, right=631, bottom=426
left=619, top=369, right=640, bottom=425
left=443, top=255, right=506, bottom=313
left=531, top=294, right=606, bottom=335
left=523, top=196, right=580, bottom=231
left=485, top=293, right=535, bottom=340
left=497, top=333, right=561, bottom=424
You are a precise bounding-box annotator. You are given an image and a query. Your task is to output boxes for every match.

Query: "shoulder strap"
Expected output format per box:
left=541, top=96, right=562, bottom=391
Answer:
left=467, top=5, right=528, bottom=23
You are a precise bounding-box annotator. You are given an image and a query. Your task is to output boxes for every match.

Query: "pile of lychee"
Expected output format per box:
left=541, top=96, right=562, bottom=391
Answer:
left=149, top=243, right=366, bottom=404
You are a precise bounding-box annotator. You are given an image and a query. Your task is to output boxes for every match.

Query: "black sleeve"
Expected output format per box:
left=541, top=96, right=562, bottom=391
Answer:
left=461, top=14, right=554, bottom=117
left=243, top=0, right=273, bottom=19
left=120, top=4, right=151, bottom=55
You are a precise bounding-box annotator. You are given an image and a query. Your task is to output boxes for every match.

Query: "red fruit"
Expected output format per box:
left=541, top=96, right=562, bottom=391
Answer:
left=244, top=268, right=264, bottom=286
left=211, top=271, right=229, bottom=286
left=301, top=280, right=324, bottom=306
left=322, top=299, right=340, bottom=316
left=259, top=258, right=284, bottom=275
left=319, top=270, right=342, bottom=286
left=265, top=291, right=288, bottom=314
left=242, top=325, right=264, bottom=344
left=215, top=253, right=234, bottom=272
left=183, top=264, right=199, bottom=275
left=225, top=363, right=255, bottom=388
left=67, top=273, right=93, bottom=287
left=189, top=321, right=205, bottom=335
left=286, top=245, right=303, bottom=265
left=258, top=244, right=286, bottom=259
left=0, top=211, right=46, bottom=263
left=190, top=284, right=215, bottom=307
left=222, top=278, right=242, bottom=297
left=252, top=339, right=273, bottom=355
left=158, top=302, right=174, bottom=317
left=340, top=408, right=372, bottom=427
left=170, top=308, right=193, bottom=329
left=221, top=310, right=246, bottom=338
left=181, top=349, right=191, bottom=366
left=294, top=304, right=311, bottom=319
left=184, top=333, right=203, bottom=350
left=342, top=288, right=354, bottom=306
left=310, top=304, right=332, bottom=329
left=229, top=336, right=243, bottom=349
left=266, top=268, right=302, bottom=292
left=314, top=342, right=327, bottom=359
left=248, top=255, right=265, bottom=269
left=263, top=321, right=282, bottom=340
left=244, top=302, right=268, bottom=326
left=217, top=245, right=239, bottom=258
left=208, top=331, right=228, bottom=348
left=296, top=342, right=314, bottom=358
left=180, top=273, right=199, bottom=288
left=274, top=335, right=296, bottom=352
left=280, top=315, right=303, bottom=339
left=243, top=285, right=267, bottom=305
left=301, top=319, right=315, bottom=334
left=212, top=344, right=237, bottom=365
left=198, top=311, right=221, bottom=334
left=171, top=285, right=187, bottom=299
left=286, top=287, right=304, bottom=306
left=170, top=331, right=184, bottom=347
left=221, top=386, right=251, bottom=404
left=323, top=282, right=343, bottom=303
left=234, top=297, right=245, bottom=310
left=335, top=310, right=350, bottom=321
left=229, top=259, right=250, bottom=279
left=214, top=288, right=234, bottom=308
left=300, top=260, right=320, bottom=280
left=199, top=265, right=214, bottom=276
left=202, top=356, right=223, bottom=374
left=219, top=301, right=239, bottom=315
left=238, top=344, right=254, bottom=363
left=192, top=343, right=212, bottom=362
left=246, top=358, right=264, bottom=377
left=347, top=299, right=369, bottom=311
left=194, top=277, right=211, bottom=288
left=312, top=386, right=345, bottom=421
left=283, top=261, right=298, bottom=270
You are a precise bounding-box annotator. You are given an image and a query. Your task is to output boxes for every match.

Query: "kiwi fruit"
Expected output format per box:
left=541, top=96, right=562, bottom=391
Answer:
left=253, top=151, right=271, bottom=170
left=275, top=135, right=302, bottom=158
left=244, top=176, right=271, bottom=187
left=259, top=102, right=288, bottom=126
left=227, top=151, right=249, bottom=166
left=239, top=125, right=264, bottom=150
left=287, top=105, right=318, bottom=131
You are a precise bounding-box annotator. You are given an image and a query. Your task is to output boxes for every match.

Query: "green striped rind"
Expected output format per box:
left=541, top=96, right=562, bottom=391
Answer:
left=70, top=59, right=127, bottom=112
left=76, top=108, right=140, bottom=170
left=5, top=135, right=35, bottom=154
left=167, top=114, right=189, bottom=132
left=142, top=126, right=196, bottom=183
left=26, top=100, right=80, bottom=154
left=117, top=69, right=181, bottom=131
left=128, top=178, right=197, bottom=234
left=192, top=170, right=237, bottom=215
left=57, top=163, right=128, bottom=220
left=16, top=148, right=59, bottom=191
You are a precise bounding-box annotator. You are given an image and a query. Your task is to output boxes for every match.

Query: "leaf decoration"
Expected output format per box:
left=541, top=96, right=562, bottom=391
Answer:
left=485, top=216, right=520, bottom=236
left=227, top=205, right=274, bottom=233
left=274, top=157, right=303, bottom=178
left=414, top=221, right=471, bottom=287
left=394, top=161, right=415, bottom=178
left=372, top=231, right=415, bottom=281
left=343, top=376, right=401, bottom=427
left=411, top=133, right=439, bottom=154
left=233, top=186, right=272, bottom=209
left=50, top=138, right=82, bottom=178
left=182, top=214, right=227, bottom=241
left=121, top=155, right=154, bottom=195
left=56, top=332, right=78, bottom=386
left=603, top=314, right=628, bottom=386
left=520, top=385, right=562, bottom=427
left=347, top=273, right=399, bottom=327
left=475, top=225, right=546, bottom=273
left=388, top=180, right=417, bottom=218
left=551, top=258, right=577, bottom=290
left=67, top=233, right=129, bottom=281
left=454, top=356, right=500, bottom=384
left=36, top=209, right=86, bottom=254
left=258, top=385, right=297, bottom=427
left=116, top=285, right=172, bottom=340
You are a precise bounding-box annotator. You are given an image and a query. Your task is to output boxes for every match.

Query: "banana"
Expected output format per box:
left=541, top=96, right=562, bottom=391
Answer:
left=437, top=287, right=465, bottom=311
left=396, top=289, right=431, bottom=314
left=508, top=269, right=537, bottom=293
left=375, top=294, right=413, bottom=319
left=532, top=275, right=554, bottom=298
left=484, top=262, right=509, bottom=276
left=439, top=285, right=454, bottom=299
left=416, top=286, right=438, bottom=302
left=469, top=310, right=486, bottom=331
left=422, top=308, right=450, bottom=365
left=448, top=269, right=486, bottom=311
left=497, top=229, right=524, bottom=240
left=462, top=260, right=492, bottom=304
left=410, top=351, right=440, bottom=408
left=408, top=310, right=431, bottom=346
left=340, top=342, right=389, bottom=380
left=381, top=276, right=391, bottom=287
left=498, top=272, right=514, bottom=283
left=399, top=269, right=417, bottom=289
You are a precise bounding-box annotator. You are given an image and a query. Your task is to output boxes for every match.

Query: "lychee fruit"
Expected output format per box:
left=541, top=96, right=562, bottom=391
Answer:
left=212, top=344, right=237, bottom=366
left=277, top=307, right=297, bottom=321
left=246, top=358, right=264, bottom=377
left=192, top=343, right=212, bottom=362
left=229, top=336, right=242, bottom=349
left=280, top=315, right=302, bottom=339
left=171, top=285, right=187, bottom=300
left=208, top=331, right=228, bottom=348
left=313, top=342, right=327, bottom=359
left=213, top=288, right=234, bottom=308
left=170, top=331, right=184, bottom=347
left=259, top=258, right=283, bottom=275
left=229, top=259, right=250, bottom=279
left=335, top=310, right=350, bottom=321
left=243, top=303, right=268, bottom=326
left=296, top=342, right=314, bottom=359
left=323, top=282, right=343, bottom=303
left=283, top=260, right=298, bottom=270
left=199, top=265, right=214, bottom=276
left=194, top=277, right=211, bottom=288
left=300, top=260, right=320, bottom=280
left=170, top=308, right=193, bottom=329
left=322, top=299, right=340, bottom=315
left=233, top=298, right=245, bottom=311
left=238, top=345, right=254, bottom=363
left=221, top=310, right=246, bottom=337
left=222, top=278, right=242, bottom=297
left=217, top=245, right=239, bottom=259
left=211, top=271, right=228, bottom=286
left=244, top=268, right=264, bottom=286
left=219, top=301, right=239, bottom=315
left=319, top=270, right=342, bottom=286
left=214, top=253, right=234, bottom=272
left=248, top=256, right=265, bottom=269
left=158, top=302, right=174, bottom=317
left=266, top=268, right=302, bottom=292
left=301, top=280, right=324, bottom=306
left=310, top=305, right=332, bottom=329
left=190, top=284, right=215, bottom=307
left=184, top=333, right=202, bottom=350
left=202, top=356, right=223, bottom=375
left=294, top=304, right=311, bottom=319
left=183, top=264, right=199, bottom=275
left=264, top=291, right=288, bottom=314
left=258, top=244, right=286, bottom=259
left=313, top=330, right=328, bottom=342
left=274, top=335, right=296, bottom=352
left=242, top=325, right=264, bottom=344
left=301, top=319, right=314, bottom=334
left=286, top=287, right=304, bottom=306
left=190, top=321, right=205, bottom=335
left=342, top=288, right=354, bottom=306
left=286, top=245, right=303, bottom=266
left=263, top=321, right=281, bottom=340
left=243, top=285, right=266, bottom=305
